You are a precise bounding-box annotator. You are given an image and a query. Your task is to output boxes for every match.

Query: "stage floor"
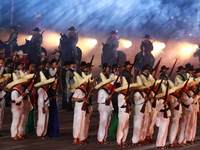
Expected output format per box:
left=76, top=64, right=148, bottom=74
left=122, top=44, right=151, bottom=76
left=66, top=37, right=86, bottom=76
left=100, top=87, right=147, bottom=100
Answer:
left=0, top=97, right=200, bottom=150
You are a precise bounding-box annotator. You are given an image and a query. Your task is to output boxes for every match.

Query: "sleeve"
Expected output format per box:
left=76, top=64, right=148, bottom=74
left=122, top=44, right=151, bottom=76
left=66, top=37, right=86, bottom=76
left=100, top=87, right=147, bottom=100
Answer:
left=11, top=90, right=23, bottom=103
left=118, top=94, right=126, bottom=107
left=181, top=92, right=193, bottom=105
left=140, top=41, right=144, bottom=51
left=169, top=95, right=179, bottom=108
left=72, top=89, right=81, bottom=98
left=38, top=89, right=45, bottom=107
left=156, top=99, right=164, bottom=111
left=113, top=38, right=119, bottom=50
left=74, top=34, right=78, bottom=46
left=98, top=89, right=107, bottom=104
left=150, top=42, right=154, bottom=51
left=7, top=33, right=17, bottom=43
left=38, top=36, right=43, bottom=45
left=133, top=92, right=144, bottom=105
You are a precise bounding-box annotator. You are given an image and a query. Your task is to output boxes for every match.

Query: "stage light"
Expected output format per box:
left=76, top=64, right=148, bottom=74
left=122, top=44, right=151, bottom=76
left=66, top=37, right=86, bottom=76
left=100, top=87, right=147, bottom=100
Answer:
left=152, top=42, right=165, bottom=56
left=28, top=35, right=32, bottom=40
left=124, top=41, right=132, bottom=48
left=179, top=43, right=197, bottom=58
left=86, top=39, right=97, bottom=47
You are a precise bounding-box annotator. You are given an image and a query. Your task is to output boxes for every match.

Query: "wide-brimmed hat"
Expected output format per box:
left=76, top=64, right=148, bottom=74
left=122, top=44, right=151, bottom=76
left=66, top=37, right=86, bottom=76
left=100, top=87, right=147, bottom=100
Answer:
left=115, top=77, right=128, bottom=92
left=15, top=61, right=23, bottom=68
left=195, top=68, right=200, bottom=74
left=156, top=84, right=169, bottom=98
left=99, top=63, right=110, bottom=68
left=124, top=61, right=132, bottom=67
left=147, top=74, right=163, bottom=85
left=17, top=50, right=27, bottom=56
left=80, top=61, right=87, bottom=67
left=69, top=60, right=76, bottom=65
left=185, top=63, right=192, bottom=69
left=94, top=73, right=116, bottom=89
left=110, top=30, right=118, bottom=34
left=176, top=66, right=185, bottom=72
left=143, top=34, right=150, bottom=39
left=50, top=58, right=57, bottom=64
left=10, top=26, right=17, bottom=31
left=71, top=76, right=78, bottom=93
left=64, top=61, right=70, bottom=66
left=130, top=76, right=152, bottom=90
left=188, top=65, right=195, bottom=71
left=168, top=79, right=184, bottom=93
left=33, top=27, right=41, bottom=31
left=72, top=72, right=92, bottom=89
left=176, top=77, right=193, bottom=87
left=6, top=73, right=28, bottom=89
left=112, top=64, right=121, bottom=69
left=188, top=77, right=200, bottom=87
left=0, top=74, right=11, bottom=83
left=34, top=71, right=55, bottom=87
left=159, top=65, right=169, bottom=73
left=141, top=64, right=152, bottom=71
left=19, top=70, right=34, bottom=80
left=68, top=26, right=76, bottom=30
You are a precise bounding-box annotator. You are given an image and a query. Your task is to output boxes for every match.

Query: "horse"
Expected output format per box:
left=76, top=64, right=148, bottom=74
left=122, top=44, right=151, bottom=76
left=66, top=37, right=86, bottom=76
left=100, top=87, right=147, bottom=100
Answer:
left=101, top=43, right=126, bottom=69
left=0, top=39, right=14, bottom=58
left=59, top=34, right=82, bottom=70
left=18, top=40, right=47, bottom=64
left=133, top=51, right=155, bottom=81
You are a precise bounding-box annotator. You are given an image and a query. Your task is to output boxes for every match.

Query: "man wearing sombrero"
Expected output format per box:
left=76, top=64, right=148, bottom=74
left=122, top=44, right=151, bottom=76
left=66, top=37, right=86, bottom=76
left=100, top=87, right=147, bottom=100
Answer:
left=15, top=50, right=28, bottom=65
left=105, top=30, right=119, bottom=52
left=34, top=71, right=55, bottom=139
left=100, top=63, right=110, bottom=79
left=6, top=73, right=28, bottom=140
left=31, top=27, right=43, bottom=54
left=0, top=57, right=6, bottom=76
left=14, top=61, right=24, bottom=78
left=95, top=73, right=115, bottom=145
left=71, top=72, right=92, bottom=145
left=0, top=73, right=11, bottom=136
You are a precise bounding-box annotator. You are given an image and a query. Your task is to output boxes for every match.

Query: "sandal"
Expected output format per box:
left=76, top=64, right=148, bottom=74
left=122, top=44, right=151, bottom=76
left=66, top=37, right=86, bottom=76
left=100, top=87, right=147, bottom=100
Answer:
left=12, top=136, right=19, bottom=140
left=97, top=141, right=104, bottom=145
left=103, top=141, right=111, bottom=145
left=132, top=143, right=142, bottom=146
left=193, top=140, right=199, bottom=144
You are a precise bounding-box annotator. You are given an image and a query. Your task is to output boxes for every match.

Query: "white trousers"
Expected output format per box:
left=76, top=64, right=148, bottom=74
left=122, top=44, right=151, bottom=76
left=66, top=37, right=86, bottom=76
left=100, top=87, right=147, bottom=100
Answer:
left=97, top=110, right=112, bottom=142
left=187, top=110, right=197, bottom=141
left=116, top=110, right=129, bottom=144
left=0, top=99, right=5, bottom=130
left=177, top=112, right=191, bottom=143
left=18, top=100, right=32, bottom=135
left=169, top=111, right=181, bottom=144
left=73, top=103, right=86, bottom=139
left=80, top=105, right=92, bottom=141
left=140, top=112, right=149, bottom=140
left=156, top=116, right=169, bottom=147
left=10, top=103, right=23, bottom=137
left=132, top=113, right=144, bottom=144
left=37, top=105, right=49, bottom=137
left=147, top=107, right=157, bottom=137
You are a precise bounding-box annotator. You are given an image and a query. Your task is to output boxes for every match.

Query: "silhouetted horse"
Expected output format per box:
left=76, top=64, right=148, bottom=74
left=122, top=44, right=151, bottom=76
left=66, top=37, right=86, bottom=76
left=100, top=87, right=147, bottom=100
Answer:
left=133, top=51, right=155, bottom=81
left=0, top=39, right=14, bottom=58
left=101, top=43, right=126, bottom=68
left=59, top=34, right=82, bottom=69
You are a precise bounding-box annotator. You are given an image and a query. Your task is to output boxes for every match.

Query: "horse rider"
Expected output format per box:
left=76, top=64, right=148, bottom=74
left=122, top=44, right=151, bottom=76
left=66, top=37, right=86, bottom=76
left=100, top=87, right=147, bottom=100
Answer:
left=5, top=27, right=18, bottom=58
left=31, top=27, right=43, bottom=55
left=106, top=30, right=119, bottom=57
left=67, top=26, right=78, bottom=61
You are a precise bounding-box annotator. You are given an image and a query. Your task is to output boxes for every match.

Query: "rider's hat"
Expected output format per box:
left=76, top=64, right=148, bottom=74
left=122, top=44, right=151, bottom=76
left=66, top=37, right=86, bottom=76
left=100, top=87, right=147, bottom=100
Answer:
left=68, top=26, right=76, bottom=30
left=33, top=27, right=41, bottom=31
left=143, top=34, right=150, bottom=38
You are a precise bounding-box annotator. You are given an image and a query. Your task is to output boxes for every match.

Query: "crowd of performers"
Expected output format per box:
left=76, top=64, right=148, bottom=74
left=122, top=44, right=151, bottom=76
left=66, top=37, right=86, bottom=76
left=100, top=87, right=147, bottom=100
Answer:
left=0, top=27, right=200, bottom=150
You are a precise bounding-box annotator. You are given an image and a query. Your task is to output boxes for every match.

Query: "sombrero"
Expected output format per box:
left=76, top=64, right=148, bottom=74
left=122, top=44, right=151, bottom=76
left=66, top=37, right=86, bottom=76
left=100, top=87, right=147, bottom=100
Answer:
left=115, top=76, right=128, bottom=92
left=188, top=77, right=200, bottom=87
left=94, top=73, right=116, bottom=89
left=0, top=74, right=11, bottom=83
left=6, top=73, right=28, bottom=89
left=34, top=71, right=55, bottom=87
left=17, top=50, right=27, bottom=56
left=71, top=76, right=78, bottom=93
left=19, top=70, right=34, bottom=80
left=144, top=74, right=163, bottom=86
left=72, top=72, right=92, bottom=89
left=130, top=76, right=152, bottom=90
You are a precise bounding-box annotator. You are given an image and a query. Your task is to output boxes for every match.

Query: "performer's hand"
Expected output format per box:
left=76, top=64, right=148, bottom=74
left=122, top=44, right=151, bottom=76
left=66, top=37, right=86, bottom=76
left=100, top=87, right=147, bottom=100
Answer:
left=21, top=92, right=25, bottom=97
left=83, top=98, right=88, bottom=102
left=192, top=95, right=196, bottom=99
left=68, top=87, right=71, bottom=90
left=163, top=101, right=167, bottom=105
left=125, top=95, right=130, bottom=100
left=178, top=99, right=181, bottom=103
left=42, top=108, right=45, bottom=114
left=144, top=96, right=149, bottom=101
left=3, top=86, right=6, bottom=91
left=107, top=95, right=112, bottom=100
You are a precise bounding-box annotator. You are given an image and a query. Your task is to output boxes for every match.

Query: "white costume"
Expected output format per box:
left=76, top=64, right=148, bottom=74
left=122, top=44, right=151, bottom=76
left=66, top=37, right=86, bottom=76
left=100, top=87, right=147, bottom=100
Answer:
left=72, top=88, right=86, bottom=139
left=116, top=93, right=129, bottom=144
left=37, top=87, right=49, bottom=137
left=97, top=88, right=113, bottom=142
left=156, top=99, right=171, bottom=147
left=0, top=90, right=6, bottom=130
left=10, top=87, right=24, bottom=138
left=168, top=94, right=182, bottom=145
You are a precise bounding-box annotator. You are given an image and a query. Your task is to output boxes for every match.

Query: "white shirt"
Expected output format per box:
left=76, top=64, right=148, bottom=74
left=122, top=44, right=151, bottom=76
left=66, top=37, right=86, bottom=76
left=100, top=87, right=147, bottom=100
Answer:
left=38, top=87, right=49, bottom=108
left=97, top=89, right=113, bottom=111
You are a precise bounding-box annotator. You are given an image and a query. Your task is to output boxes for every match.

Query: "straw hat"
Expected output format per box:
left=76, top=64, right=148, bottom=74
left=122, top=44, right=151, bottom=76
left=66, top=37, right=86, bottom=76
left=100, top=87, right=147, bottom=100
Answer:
left=130, top=76, right=152, bottom=90
left=0, top=74, right=11, bottom=83
left=148, top=74, right=164, bottom=85
left=72, top=72, right=92, bottom=89
left=17, top=50, right=27, bottom=56
left=71, top=76, right=78, bottom=93
left=19, top=70, right=34, bottom=80
left=176, top=77, right=193, bottom=86
left=155, top=84, right=168, bottom=98
left=34, top=71, right=55, bottom=87
left=188, top=77, right=200, bottom=87
left=115, top=76, right=128, bottom=92
left=82, top=72, right=94, bottom=82
left=94, top=73, right=116, bottom=89
left=6, top=73, right=28, bottom=89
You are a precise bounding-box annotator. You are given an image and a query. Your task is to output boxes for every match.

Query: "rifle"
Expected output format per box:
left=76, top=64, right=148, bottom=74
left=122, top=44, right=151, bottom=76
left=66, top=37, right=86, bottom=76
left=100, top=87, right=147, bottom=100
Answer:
left=150, top=57, right=162, bottom=78
left=163, top=81, right=169, bottom=118
left=174, top=77, right=190, bottom=110
left=88, top=55, right=94, bottom=71
left=140, top=79, right=157, bottom=113
left=106, top=74, right=120, bottom=105
left=81, top=81, right=94, bottom=111
left=32, top=30, right=45, bottom=45
left=22, top=74, right=36, bottom=94
left=125, top=83, right=131, bottom=113
left=168, top=59, right=178, bottom=79
left=129, top=57, right=138, bottom=73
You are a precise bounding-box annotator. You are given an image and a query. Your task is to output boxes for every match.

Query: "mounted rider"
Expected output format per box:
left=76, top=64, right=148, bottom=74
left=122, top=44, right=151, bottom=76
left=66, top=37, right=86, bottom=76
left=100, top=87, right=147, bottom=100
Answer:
left=5, top=27, right=18, bottom=58
left=140, top=34, right=153, bottom=55
left=31, top=27, right=43, bottom=55
left=67, top=26, right=78, bottom=61
left=106, top=30, right=119, bottom=57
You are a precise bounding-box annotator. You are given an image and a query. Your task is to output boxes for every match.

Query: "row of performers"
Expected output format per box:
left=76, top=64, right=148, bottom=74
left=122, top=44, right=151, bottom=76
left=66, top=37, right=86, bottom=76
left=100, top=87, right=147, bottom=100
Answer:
left=68, top=61, right=200, bottom=149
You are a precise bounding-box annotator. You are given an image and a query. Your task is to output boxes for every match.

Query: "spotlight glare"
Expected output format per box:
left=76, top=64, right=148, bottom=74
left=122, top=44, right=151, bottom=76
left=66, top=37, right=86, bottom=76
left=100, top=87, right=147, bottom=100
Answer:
left=124, top=41, right=132, bottom=48
left=86, top=39, right=97, bottom=47
left=28, top=35, right=32, bottom=40
left=152, top=41, right=165, bottom=56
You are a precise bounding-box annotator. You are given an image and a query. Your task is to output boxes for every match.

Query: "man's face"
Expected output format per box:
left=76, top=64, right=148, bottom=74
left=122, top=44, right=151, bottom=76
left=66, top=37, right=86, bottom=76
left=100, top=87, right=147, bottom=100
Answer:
left=0, top=59, right=3, bottom=64
left=70, top=64, right=75, bottom=68
left=126, top=64, right=131, bottom=69
left=163, top=68, right=167, bottom=74
left=35, top=31, right=39, bottom=35
left=111, top=34, right=115, bottom=38
left=19, top=55, right=23, bottom=59
left=196, top=73, right=200, bottom=77
left=46, top=63, right=50, bottom=68
left=10, top=29, right=15, bottom=34
left=52, top=62, right=56, bottom=66
left=180, top=69, right=185, bottom=74
left=70, top=30, right=75, bottom=34
left=189, top=70, right=194, bottom=75
left=105, top=83, right=110, bottom=89
left=144, top=38, right=149, bottom=42
left=81, top=66, right=86, bottom=71
left=18, top=64, right=23, bottom=69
